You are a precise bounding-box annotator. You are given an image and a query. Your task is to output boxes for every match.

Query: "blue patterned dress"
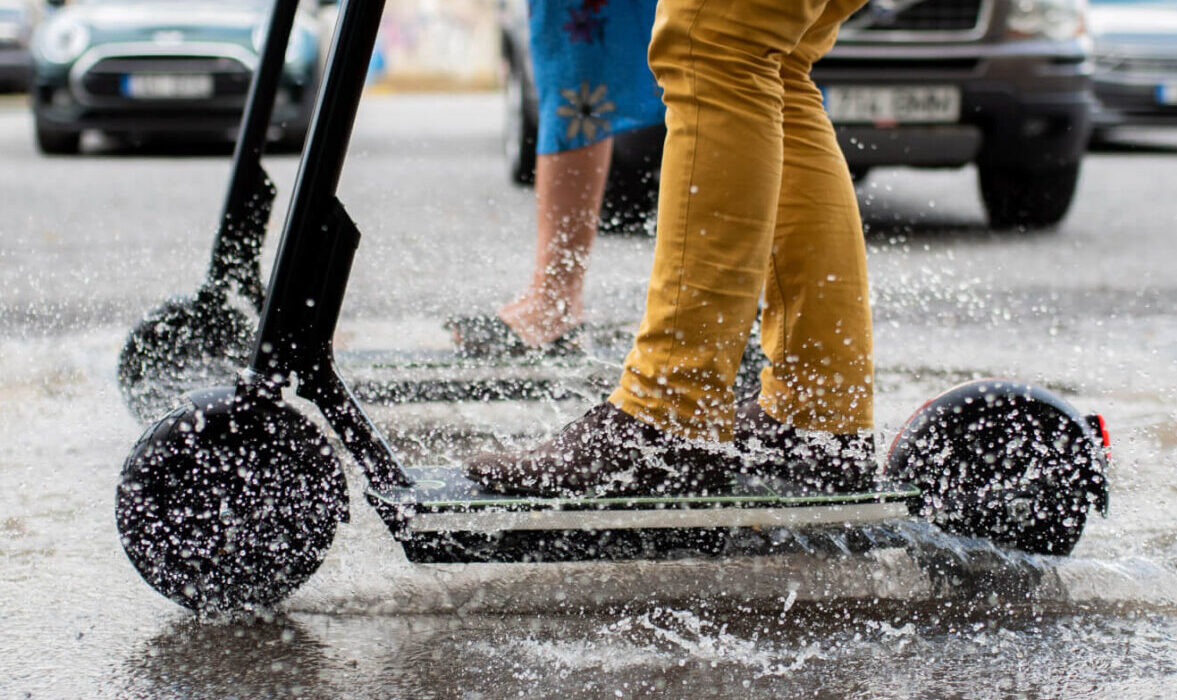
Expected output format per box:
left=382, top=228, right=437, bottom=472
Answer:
left=529, top=0, right=664, bottom=155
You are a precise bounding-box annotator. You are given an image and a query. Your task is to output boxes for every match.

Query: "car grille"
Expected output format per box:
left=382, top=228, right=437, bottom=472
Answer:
left=816, top=57, right=981, bottom=72
left=77, top=54, right=252, bottom=104
left=840, top=0, right=990, bottom=41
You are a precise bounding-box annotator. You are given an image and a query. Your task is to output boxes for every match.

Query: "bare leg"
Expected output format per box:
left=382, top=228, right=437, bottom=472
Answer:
left=499, top=137, right=613, bottom=346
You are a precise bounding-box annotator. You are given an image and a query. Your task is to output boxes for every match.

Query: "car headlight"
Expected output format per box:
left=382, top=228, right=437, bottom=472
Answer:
left=1006, top=0, right=1087, bottom=41
left=251, top=21, right=313, bottom=65
left=0, top=19, right=25, bottom=45
left=37, top=18, right=91, bottom=64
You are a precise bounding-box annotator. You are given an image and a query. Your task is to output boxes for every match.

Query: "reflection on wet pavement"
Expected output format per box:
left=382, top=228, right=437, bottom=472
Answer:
left=113, top=606, right=1177, bottom=699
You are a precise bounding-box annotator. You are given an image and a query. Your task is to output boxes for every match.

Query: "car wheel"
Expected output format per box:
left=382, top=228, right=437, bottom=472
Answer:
left=598, top=125, right=663, bottom=236
left=978, top=162, right=1081, bottom=230
left=503, top=60, right=537, bottom=185
left=599, top=166, right=656, bottom=236
left=1088, top=126, right=1113, bottom=149
left=35, top=124, right=81, bottom=155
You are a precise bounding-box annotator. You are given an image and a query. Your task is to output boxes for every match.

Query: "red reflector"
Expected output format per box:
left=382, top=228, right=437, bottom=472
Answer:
left=1095, top=413, right=1111, bottom=448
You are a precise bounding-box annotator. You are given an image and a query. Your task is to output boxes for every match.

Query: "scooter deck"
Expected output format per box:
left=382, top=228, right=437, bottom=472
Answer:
left=336, top=339, right=762, bottom=404
left=336, top=321, right=636, bottom=403
left=338, top=348, right=620, bottom=403
left=370, top=466, right=919, bottom=564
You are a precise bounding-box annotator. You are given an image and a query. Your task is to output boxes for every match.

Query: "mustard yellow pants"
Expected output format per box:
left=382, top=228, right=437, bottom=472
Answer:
left=609, top=0, right=873, bottom=440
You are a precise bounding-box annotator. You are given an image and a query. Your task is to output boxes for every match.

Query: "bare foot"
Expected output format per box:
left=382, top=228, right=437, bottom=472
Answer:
left=498, top=288, right=583, bottom=347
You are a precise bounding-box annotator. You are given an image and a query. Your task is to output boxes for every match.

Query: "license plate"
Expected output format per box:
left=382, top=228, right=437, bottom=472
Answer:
left=1157, top=83, right=1177, bottom=106
left=120, top=73, right=214, bottom=99
left=822, top=85, right=961, bottom=125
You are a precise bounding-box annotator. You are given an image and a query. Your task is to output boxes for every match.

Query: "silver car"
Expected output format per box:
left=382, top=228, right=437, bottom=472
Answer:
left=0, top=0, right=34, bottom=91
left=1089, top=0, right=1177, bottom=133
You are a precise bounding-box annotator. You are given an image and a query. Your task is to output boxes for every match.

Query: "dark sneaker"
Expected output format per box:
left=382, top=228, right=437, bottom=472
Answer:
left=465, top=402, right=734, bottom=498
left=733, top=399, right=877, bottom=493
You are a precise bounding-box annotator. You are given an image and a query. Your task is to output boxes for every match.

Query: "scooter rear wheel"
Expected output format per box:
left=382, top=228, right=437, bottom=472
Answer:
left=117, top=289, right=254, bottom=423
left=116, top=385, right=347, bottom=612
left=887, top=379, right=1107, bottom=556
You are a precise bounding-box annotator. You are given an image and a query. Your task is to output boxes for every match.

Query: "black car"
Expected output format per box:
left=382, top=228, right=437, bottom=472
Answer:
left=29, top=0, right=328, bottom=154
left=502, top=0, right=1095, bottom=231
left=498, top=0, right=663, bottom=234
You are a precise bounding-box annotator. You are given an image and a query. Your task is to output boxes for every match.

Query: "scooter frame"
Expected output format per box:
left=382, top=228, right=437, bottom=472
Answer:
left=238, top=0, right=411, bottom=494
left=115, top=0, right=306, bottom=423
left=114, top=0, right=1110, bottom=612
left=198, top=0, right=1110, bottom=555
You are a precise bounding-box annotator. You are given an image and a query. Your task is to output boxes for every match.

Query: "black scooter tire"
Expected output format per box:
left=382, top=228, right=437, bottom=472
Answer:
left=116, top=385, right=347, bottom=612
left=118, top=290, right=255, bottom=423
left=887, top=379, right=1107, bottom=556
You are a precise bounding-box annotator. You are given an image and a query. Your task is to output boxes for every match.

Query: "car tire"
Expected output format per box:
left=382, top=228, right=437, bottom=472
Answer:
left=598, top=125, right=664, bottom=236
left=1088, top=127, right=1113, bottom=149
left=599, top=166, right=656, bottom=236
left=35, top=124, right=81, bottom=155
left=504, top=60, right=537, bottom=185
left=978, top=162, right=1081, bottom=230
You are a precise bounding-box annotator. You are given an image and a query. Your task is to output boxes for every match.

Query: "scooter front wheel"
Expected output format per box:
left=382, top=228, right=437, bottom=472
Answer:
left=116, top=384, right=347, bottom=612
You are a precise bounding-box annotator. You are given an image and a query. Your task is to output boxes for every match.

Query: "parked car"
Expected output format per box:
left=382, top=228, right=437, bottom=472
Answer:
left=29, top=0, right=328, bottom=154
left=502, top=0, right=1095, bottom=231
left=498, top=0, right=663, bottom=234
left=0, top=0, right=34, bottom=91
left=1088, top=0, right=1177, bottom=136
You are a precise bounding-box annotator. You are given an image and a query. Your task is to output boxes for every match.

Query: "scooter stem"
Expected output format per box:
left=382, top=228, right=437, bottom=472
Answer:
left=247, top=0, right=410, bottom=491
left=206, top=0, right=299, bottom=311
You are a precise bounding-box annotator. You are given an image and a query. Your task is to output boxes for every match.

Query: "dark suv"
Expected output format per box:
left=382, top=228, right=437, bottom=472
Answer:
left=501, top=0, right=1095, bottom=230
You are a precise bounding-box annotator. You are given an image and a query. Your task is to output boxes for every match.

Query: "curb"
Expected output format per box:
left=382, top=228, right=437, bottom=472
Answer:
left=0, top=93, right=29, bottom=111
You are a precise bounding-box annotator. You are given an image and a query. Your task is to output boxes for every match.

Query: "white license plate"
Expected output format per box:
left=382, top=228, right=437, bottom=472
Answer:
left=1157, top=83, right=1177, bottom=106
left=822, top=85, right=961, bottom=125
left=120, top=73, right=214, bottom=99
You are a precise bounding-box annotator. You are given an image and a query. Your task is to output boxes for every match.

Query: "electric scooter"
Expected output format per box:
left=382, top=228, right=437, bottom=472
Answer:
left=113, top=0, right=1111, bottom=613
left=116, top=0, right=299, bottom=423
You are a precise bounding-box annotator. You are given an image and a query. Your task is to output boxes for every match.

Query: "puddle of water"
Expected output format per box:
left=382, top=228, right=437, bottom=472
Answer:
left=2, top=325, right=1177, bottom=698
left=107, top=607, right=1177, bottom=700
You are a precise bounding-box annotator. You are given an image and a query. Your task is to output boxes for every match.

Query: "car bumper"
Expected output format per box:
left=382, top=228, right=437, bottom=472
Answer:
left=829, top=90, right=1093, bottom=170
left=815, top=41, right=1095, bottom=170
left=0, top=47, right=32, bottom=88
left=32, top=81, right=314, bottom=137
left=1093, top=77, right=1177, bottom=127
